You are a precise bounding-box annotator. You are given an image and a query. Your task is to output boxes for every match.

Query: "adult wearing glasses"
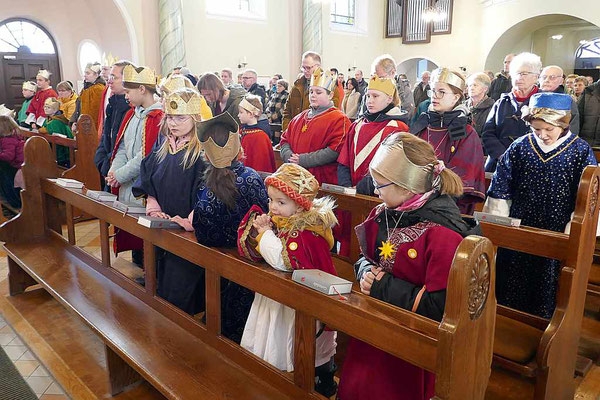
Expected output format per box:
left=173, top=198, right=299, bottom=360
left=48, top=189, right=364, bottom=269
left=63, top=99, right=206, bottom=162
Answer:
left=482, top=52, right=542, bottom=172
left=281, top=51, right=340, bottom=131
left=410, top=68, right=485, bottom=215
left=538, top=65, right=579, bottom=134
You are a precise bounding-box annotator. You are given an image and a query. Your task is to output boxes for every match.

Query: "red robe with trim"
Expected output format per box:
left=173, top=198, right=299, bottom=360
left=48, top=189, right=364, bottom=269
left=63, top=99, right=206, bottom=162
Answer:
left=280, top=108, right=349, bottom=184
left=240, top=127, right=276, bottom=173
left=110, top=107, right=163, bottom=255
left=26, top=87, right=58, bottom=120
left=338, top=204, right=462, bottom=400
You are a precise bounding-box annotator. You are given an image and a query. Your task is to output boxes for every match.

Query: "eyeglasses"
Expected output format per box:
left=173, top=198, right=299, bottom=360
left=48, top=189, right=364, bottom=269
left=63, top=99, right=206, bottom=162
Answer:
left=540, top=74, right=561, bottom=81
left=427, top=89, right=450, bottom=99
left=166, top=115, right=190, bottom=124
left=372, top=178, right=395, bottom=190
left=514, top=71, right=539, bottom=78
left=300, top=64, right=317, bottom=72
left=241, top=76, right=253, bottom=80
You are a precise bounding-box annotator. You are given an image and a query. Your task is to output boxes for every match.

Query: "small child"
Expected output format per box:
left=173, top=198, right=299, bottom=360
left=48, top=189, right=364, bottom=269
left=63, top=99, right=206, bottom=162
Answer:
left=484, top=92, right=597, bottom=318
left=0, top=115, right=25, bottom=211
left=39, top=97, right=73, bottom=167
left=18, top=81, right=36, bottom=127
left=237, top=163, right=338, bottom=397
left=56, top=81, right=78, bottom=122
left=237, top=94, right=276, bottom=173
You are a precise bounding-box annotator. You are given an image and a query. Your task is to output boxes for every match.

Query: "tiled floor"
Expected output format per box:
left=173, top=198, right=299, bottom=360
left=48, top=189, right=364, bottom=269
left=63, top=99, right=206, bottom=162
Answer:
left=0, top=219, right=140, bottom=400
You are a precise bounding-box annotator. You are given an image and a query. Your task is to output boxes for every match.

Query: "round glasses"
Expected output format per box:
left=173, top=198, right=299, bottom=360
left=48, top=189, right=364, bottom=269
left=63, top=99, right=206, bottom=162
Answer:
left=427, top=89, right=450, bottom=99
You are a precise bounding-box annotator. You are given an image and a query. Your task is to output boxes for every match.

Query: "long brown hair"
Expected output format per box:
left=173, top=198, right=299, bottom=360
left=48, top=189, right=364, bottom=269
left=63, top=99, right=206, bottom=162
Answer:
left=394, top=132, right=463, bottom=196
left=198, top=73, right=226, bottom=103
left=0, top=116, right=19, bottom=137
left=203, top=124, right=239, bottom=209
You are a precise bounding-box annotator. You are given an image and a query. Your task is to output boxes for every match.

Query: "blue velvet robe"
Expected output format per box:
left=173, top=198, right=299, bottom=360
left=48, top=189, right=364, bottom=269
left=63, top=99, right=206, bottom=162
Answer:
left=488, top=132, right=597, bottom=317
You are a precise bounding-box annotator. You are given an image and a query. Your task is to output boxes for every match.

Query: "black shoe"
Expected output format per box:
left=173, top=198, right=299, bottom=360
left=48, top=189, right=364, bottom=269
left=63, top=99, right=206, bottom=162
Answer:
left=315, top=379, right=337, bottom=398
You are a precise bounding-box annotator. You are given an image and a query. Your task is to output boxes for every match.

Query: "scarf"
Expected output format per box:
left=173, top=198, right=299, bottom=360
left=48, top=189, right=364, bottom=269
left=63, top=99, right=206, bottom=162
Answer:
left=512, top=85, right=538, bottom=103
left=363, top=103, right=395, bottom=122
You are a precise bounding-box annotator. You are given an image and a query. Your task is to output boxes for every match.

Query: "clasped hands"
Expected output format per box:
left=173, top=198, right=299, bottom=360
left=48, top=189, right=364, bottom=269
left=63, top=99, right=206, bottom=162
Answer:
left=360, top=266, right=385, bottom=296
left=105, top=171, right=121, bottom=188
left=252, top=214, right=273, bottom=235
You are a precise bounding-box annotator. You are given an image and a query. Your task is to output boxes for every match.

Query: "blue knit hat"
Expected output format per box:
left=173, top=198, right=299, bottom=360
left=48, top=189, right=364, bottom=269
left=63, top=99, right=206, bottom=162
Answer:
left=522, top=92, right=571, bottom=128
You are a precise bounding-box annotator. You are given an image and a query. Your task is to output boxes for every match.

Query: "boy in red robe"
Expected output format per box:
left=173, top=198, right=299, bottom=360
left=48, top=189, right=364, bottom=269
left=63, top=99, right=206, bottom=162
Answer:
left=26, top=69, right=58, bottom=128
left=237, top=163, right=338, bottom=397
left=279, top=67, right=349, bottom=185
left=238, top=94, right=276, bottom=173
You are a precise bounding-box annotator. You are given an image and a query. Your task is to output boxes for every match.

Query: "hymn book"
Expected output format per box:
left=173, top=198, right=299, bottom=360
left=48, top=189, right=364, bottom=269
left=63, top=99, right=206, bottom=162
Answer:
left=474, top=212, right=521, bottom=227
left=112, top=200, right=146, bottom=214
left=56, top=178, right=84, bottom=189
left=85, top=190, right=117, bottom=202
left=292, top=269, right=352, bottom=295
left=137, top=216, right=181, bottom=229
left=321, top=183, right=357, bottom=196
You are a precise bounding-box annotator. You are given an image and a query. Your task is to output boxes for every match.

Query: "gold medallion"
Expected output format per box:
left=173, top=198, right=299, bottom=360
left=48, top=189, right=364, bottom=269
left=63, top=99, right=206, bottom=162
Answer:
left=289, top=242, right=298, bottom=251
left=408, top=248, right=418, bottom=259
left=450, top=145, right=455, bottom=153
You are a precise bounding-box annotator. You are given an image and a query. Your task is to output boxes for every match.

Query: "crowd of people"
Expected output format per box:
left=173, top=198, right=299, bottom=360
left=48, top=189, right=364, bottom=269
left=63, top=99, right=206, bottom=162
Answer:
left=0, top=48, right=597, bottom=399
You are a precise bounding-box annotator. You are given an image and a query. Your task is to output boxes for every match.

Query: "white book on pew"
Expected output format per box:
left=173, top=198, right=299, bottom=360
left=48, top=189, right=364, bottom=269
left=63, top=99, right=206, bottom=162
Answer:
left=85, top=190, right=117, bottom=203
left=137, top=216, right=181, bottom=229
left=24, top=113, right=36, bottom=125
left=292, top=269, right=352, bottom=295
left=321, top=183, right=356, bottom=196
left=112, top=200, right=146, bottom=215
left=36, top=116, right=46, bottom=126
left=56, top=178, right=84, bottom=189
left=474, top=211, right=521, bottom=227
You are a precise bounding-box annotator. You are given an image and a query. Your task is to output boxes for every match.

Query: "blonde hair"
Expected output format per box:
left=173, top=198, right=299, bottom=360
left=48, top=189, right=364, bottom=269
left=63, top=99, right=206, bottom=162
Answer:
left=389, top=133, right=463, bottom=197
left=0, top=115, right=19, bottom=137
left=156, top=115, right=203, bottom=170
left=56, top=81, right=74, bottom=93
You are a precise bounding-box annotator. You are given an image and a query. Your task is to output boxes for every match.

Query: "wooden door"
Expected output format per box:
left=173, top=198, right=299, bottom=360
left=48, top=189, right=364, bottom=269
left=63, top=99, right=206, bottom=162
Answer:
left=0, top=47, right=61, bottom=110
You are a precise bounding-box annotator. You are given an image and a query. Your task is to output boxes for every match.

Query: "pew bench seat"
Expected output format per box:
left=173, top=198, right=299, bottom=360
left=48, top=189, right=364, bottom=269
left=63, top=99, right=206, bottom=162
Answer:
left=493, top=315, right=543, bottom=365
left=4, top=233, right=294, bottom=400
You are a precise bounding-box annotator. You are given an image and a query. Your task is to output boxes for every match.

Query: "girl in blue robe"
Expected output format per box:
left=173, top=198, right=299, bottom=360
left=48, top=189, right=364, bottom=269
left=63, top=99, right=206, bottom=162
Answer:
left=192, top=112, right=268, bottom=343
left=484, top=92, right=597, bottom=318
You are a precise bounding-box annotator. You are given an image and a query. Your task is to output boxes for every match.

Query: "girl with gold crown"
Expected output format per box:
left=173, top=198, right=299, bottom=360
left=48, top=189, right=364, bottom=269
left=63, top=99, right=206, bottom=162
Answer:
left=337, top=132, right=480, bottom=400
left=131, top=87, right=207, bottom=315
left=237, top=163, right=339, bottom=397
left=410, top=68, right=485, bottom=215
left=26, top=70, right=58, bottom=126
left=279, top=67, right=349, bottom=185
left=484, top=92, right=597, bottom=318
left=191, top=111, right=268, bottom=343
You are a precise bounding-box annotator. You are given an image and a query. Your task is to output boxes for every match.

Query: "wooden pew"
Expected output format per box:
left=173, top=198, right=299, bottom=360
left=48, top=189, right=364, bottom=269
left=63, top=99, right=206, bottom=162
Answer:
left=2, top=136, right=496, bottom=399
left=588, top=147, right=600, bottom=304
left=305, top=166, right=599, bottom=400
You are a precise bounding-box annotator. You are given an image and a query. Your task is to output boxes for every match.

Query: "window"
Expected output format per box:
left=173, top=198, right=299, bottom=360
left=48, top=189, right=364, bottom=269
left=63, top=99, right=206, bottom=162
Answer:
left=329, top=0, right=367, bottom=34
left=78, top=40, right=102, bottom=75
left=0, top=19, right=55, bottom=54
left=206, top=0, right=266, bottom=21
left=330, top=0, right=355, bottom=25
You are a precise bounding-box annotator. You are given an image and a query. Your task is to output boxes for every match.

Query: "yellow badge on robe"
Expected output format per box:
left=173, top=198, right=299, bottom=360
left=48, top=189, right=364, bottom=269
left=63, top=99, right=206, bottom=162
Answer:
left=408, top=248, right=418, bottom=259
left=450, top=145, right=455, bottom=153
left=301, top=124, right=308, bottom=132
left=289, top=242, right=298, bottom=251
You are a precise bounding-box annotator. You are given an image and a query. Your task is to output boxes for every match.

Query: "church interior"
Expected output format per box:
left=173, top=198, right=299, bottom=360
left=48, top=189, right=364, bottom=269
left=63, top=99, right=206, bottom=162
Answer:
left=0, top=0, right=600, bottom=399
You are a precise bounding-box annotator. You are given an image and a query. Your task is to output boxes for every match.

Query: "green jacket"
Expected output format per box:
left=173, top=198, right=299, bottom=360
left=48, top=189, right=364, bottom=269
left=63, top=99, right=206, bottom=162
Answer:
left=18, top=98, right=32, bottom=124
left=41, top=113, right=73, bottom=166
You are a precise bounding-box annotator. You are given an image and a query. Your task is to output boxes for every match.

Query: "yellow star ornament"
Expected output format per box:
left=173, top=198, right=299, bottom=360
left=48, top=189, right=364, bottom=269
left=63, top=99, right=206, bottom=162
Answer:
left=301, top=124, right=308, bottom=132
left=378, top=240, right=396, bottom=261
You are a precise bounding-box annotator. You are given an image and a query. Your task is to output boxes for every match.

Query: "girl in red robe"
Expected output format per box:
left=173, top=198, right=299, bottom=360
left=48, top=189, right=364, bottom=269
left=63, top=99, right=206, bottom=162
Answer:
left=237, top=163, right=338, bottom=397
left=238, top=94, right=276, bottom=173
left=410, top=68, right=485, bottom=215
left=26, top=69, right=58, bottom=127
left=337, top=132, right=480, bottom=400
left=279, top=67, right=349, bottom=185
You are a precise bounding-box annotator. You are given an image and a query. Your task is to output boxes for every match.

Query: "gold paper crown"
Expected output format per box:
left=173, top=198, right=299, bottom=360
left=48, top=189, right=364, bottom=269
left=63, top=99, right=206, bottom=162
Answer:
left=86, top=63, right=102, bottom=74
left=158, top=74, right=195, bottom=96
left=37, top=69, right=51, bottom=80
left=431, top=68, right=466, bottom=93
left=239, top=98, right=261, bottom=116
left=22, top=81, right=37, bottom=92
left=370, top=133, right=435, bottom=194
left=367, top=75, right=397, bottom=97
left=197, top=112, right=241, bottom=168
left=123, top=65, right=157, bottom=86
left=265, top=163, right=319, bottom=210
left=310, top=67, right=337, bottom=92
left=165, top=88, right=204, bottom=115
left=101, top=52, right=119, bottom=67
left=0, top=104, right=15, bottom=118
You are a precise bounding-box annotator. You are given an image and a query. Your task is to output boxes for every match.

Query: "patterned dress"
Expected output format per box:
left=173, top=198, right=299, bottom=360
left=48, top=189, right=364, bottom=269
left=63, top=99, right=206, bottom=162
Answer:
left=487, top=132, right=597, bottom=317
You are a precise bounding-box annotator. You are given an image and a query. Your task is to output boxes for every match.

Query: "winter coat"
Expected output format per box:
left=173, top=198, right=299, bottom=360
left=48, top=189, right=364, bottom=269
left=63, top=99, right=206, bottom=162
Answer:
left=0, top=135, right=25, bottom=169
left=94, top=94, right=131, bottom=177
left=489, top=74, right=512, bottom=101
left=247, top=83, right=268, bottom=106
left=211, top=86, right=247, bottom=126
left=578, top=81, right=600, bottom=146
left=341, top=89, right=361, bottom=119
left=413, top=82, right=430, bottom=109
left=71, top=77, right=106, bottom=133
left=266, top=90, right=288, bottom=124
left=281, top=75, right=341, bottom=131
left=59, top=93, right=78, bottom=121
left=466, top=96, right=495, bottom=137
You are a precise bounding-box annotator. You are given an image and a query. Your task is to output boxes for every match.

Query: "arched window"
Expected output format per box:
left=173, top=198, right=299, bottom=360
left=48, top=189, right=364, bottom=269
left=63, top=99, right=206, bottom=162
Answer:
left=78, top=40, right=102, bottom=75
left=0, top=19, right=55, bottom=54
left=575, top=38, right=600, bottom=69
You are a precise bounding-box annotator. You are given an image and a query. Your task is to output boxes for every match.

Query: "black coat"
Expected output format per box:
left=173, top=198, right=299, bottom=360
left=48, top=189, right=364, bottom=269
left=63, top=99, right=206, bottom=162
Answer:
left=489, top=74, right=512, bottom=101
left=578, top=81, right=600, bottom=146
left=248, top=83, right=267, bottom=106
left=94, top=94, right=131, bottom=179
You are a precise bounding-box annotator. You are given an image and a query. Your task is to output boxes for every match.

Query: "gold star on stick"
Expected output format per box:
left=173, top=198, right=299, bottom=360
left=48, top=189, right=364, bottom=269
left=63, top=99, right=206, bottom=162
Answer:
left=378, top=240, right=396, bottom=261
left=291, top=170, right=313, bottom=194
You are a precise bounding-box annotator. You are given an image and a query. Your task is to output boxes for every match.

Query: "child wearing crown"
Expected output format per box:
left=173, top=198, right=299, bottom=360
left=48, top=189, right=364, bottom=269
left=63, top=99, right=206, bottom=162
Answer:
left=132, top=87, right=207, bottom=315
left=238, top=94, right=276, bottom=173
left=26, top=70, right=58, bottom=127
left=106, top=65, right=163, bottom=261
left=337, top=132, right=479, bottom=400
left=237, top=163, right=339, bottom=397
left=410, top=68, right=485, bottom=215
left=279, top=67, right=349, bottom=185
left=39, top=98, right=73, bottom=167
left=484, top=92, right=597, bottom=318
left=18, top=81, right=37, bottom=128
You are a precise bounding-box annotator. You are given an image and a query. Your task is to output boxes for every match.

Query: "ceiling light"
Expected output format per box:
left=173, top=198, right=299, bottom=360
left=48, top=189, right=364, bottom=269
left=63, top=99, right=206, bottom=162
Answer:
left=551, top=35, right=563, bottom=40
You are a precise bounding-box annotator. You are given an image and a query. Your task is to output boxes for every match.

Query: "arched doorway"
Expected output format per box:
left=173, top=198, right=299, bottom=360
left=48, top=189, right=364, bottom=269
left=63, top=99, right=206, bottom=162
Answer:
left=0, top=18, right=61, bottom=110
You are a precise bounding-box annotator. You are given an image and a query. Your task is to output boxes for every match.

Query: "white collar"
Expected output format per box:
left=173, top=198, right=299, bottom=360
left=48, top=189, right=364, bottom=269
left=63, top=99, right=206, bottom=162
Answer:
left=532, top=130, right=572, bottom=153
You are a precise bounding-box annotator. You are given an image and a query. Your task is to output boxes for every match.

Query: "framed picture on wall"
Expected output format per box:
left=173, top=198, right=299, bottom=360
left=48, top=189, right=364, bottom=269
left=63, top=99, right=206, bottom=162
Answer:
left=385, top=0, right=403, bottom=38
